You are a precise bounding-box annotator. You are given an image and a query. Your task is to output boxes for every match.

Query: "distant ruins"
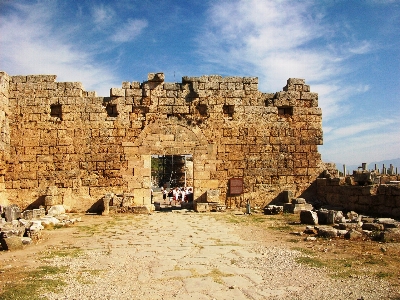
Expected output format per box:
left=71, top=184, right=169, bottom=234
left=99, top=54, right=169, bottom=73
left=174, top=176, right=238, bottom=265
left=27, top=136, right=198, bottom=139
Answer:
left=0, top=71, right=324, bottom=212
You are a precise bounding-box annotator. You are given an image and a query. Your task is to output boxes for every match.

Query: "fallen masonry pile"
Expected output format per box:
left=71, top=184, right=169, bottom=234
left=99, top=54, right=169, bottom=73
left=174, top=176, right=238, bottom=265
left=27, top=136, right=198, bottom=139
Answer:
left=263, top=193, right=400, bottom=242
left=0, top=204, right=80, bottom=251
left=299, top=209, right=400, bottom=242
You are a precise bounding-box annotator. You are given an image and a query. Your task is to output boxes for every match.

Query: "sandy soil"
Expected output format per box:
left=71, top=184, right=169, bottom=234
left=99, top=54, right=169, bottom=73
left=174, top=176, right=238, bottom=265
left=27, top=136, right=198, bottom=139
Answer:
left=1, top=210, right=400, bottom=300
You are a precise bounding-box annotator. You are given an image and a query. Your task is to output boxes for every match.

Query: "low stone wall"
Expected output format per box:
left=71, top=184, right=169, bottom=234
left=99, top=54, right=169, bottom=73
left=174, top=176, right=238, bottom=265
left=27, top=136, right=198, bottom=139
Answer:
left=316, top=176, right=400, bottom=218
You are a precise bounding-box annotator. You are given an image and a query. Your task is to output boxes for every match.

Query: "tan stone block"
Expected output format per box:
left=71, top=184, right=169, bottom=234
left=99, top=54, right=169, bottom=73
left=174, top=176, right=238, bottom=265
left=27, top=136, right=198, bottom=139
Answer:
left=124, top=147, right=139, bottom=156
left=227, top=169, right=244, bottom=177
left=125, top=177, right=141, bottom=190
left=125, top=88, right=142, bottom=97
left=193, top=179, right=219, bottom=189
left=20, top=179, right=38, bottom=189
left=308, top=107, right=322, bottom=115
left=173, top=106, right=189, bottom=114
left=19, top=171, right=37, bottom=180
left=294, top=168, right=308, bottom=175
left=194, top=171, right=210, bottom=180
left=36, top=155, right=53, bottom=163
left=110, top=88, right=125, bottom=97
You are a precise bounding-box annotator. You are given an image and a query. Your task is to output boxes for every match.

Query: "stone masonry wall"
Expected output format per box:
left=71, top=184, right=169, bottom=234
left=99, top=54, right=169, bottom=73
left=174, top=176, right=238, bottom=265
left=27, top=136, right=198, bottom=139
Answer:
left=316, top=176, right=400, bottom=218
left=0, top=71, right=323, bottom=212
left=0, top=72, right=11, bottom=202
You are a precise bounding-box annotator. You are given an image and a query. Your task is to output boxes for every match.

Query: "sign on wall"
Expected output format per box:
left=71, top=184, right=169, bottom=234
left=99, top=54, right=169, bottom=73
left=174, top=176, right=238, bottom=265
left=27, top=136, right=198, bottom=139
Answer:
left=229, top=178, right=243, bottom=195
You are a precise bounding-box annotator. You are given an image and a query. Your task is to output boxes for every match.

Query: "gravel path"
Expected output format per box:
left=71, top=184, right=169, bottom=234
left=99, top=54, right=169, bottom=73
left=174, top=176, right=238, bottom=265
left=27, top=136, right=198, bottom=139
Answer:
left=43, top=211, right=396, bottom=300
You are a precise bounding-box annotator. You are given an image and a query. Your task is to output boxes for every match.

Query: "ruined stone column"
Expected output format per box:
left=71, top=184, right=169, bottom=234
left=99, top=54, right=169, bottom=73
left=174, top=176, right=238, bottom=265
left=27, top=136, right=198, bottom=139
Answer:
left=44, top=186, right=60, bottom=209
left=102, top=193, right=112, bottom=216
left=283, top=190, right=293, bottom=203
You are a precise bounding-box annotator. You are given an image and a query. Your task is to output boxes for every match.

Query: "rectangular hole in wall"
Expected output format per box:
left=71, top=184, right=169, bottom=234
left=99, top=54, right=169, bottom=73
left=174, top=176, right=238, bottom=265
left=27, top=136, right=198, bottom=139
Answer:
left=106, top=104, right=118, bottom=117
left=50, top=104, right=62, bottom=120
left=278, top=106, right=293, bottom=116
left=223, top=105, right=234, bottom=119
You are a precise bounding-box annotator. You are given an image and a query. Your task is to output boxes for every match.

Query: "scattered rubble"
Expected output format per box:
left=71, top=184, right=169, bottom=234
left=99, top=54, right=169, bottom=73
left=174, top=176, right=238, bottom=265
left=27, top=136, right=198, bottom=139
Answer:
left=263, top=194, right=400, bottom=243
left=300, top=209, right=400, bottom=242
left=0, top=204, right=81, bottom=251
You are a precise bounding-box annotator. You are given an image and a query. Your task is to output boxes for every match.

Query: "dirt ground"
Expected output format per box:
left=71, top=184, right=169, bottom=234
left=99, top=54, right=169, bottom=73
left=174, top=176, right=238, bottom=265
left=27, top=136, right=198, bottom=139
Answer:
left=1, top=210, right=400, bottom=299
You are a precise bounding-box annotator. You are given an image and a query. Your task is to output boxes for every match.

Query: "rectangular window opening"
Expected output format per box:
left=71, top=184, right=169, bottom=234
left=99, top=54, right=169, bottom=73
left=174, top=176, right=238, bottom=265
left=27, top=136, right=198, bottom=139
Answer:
left=196, top=104, right=208, bottom=117
left=278, top=106, right=293, bottom=116
left=223, top=105, right=234, bottom=119
left=106, top=104, right=119, bottom=117
left=50, top=104, right=62, bottom=120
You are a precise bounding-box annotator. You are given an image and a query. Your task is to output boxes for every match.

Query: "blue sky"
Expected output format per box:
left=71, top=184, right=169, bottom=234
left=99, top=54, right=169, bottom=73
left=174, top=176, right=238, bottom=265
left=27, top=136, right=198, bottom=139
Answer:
left=0, top=0, right=399, bottom=166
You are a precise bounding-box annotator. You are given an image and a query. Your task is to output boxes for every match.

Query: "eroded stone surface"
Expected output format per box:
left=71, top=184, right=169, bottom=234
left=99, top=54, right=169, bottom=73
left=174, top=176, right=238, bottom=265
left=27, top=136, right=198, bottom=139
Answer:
left=0, top=72, right=323, bottom=212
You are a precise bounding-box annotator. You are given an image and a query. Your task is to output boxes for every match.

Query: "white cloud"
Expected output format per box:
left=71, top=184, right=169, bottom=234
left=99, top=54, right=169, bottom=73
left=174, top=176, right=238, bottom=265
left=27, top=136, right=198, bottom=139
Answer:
left=320, top=129, right=400, bottom=165
left=0, top=2, right=117, bottom=96
left=111, top=19, right=148, bottom=42
left=325, top=119, right=398, bottom=143
left=348, top=40, right=373, bottom=54
left=92, top=4, right=115, bottom=28
left=199, top=0, right=373, bottom=91
left=200, top=0, right=400, bottom=165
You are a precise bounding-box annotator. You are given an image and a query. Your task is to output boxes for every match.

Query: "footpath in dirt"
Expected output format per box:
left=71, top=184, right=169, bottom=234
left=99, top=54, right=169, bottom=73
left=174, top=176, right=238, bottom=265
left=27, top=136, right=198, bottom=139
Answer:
left=1, top=210, right=398, bottom=300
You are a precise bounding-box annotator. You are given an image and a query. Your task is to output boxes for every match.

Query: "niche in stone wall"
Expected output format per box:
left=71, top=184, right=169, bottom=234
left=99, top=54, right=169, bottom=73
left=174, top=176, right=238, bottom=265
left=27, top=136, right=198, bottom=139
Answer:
left=223, top=105, right=234, bottom=119
left=196, top=104, right=208, bottom=117
left=50, top=104, right=62, bottom=120
left=277, top=106, right=293, bottom=116
left=106, top=104, right=118, bottom=117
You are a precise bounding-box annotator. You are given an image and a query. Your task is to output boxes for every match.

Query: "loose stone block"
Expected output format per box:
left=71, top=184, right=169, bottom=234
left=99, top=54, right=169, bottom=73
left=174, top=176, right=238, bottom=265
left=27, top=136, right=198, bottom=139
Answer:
left=0, top=236, right=23, bottom=250
left=194, top=202, right=209, bottom=213
left=300, top=210, right=318, bottom=225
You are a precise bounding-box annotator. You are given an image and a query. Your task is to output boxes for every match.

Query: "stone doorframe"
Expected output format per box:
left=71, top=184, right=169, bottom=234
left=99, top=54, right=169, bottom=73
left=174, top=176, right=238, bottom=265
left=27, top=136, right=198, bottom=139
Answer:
left=122, top=119, right=219, bottom=209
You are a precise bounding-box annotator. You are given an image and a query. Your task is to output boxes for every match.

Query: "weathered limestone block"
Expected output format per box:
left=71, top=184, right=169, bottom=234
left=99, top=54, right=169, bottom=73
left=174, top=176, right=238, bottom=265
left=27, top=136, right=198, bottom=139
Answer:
left=22, top=210, right=33, bottom=220
left=0, top=236, right=23, bottom=250
left=344, top=229, right=363, bottom=240
left=316, top=209, right=336, bottom=225
left=380, top=228, right=400, bottom=242
left=148, top=73, right=165, bottom=82
left=317, top=226, right=338, bottom=238
left=264, top=205, right=283, bottom=215
left=362, top=223, right=384, bottom=231
left=5, top=204, right=21, bottom=222
left=300, top=210, right=318, bottom=225
left=110, top=88, right=125, bottom=97
left=283, top=190, right=293, bottom=203
left=194, top=202, right=209, bottom=212
left=102, top=193, right=112, bottom=216
left=47, top=205, right=66, bottom=216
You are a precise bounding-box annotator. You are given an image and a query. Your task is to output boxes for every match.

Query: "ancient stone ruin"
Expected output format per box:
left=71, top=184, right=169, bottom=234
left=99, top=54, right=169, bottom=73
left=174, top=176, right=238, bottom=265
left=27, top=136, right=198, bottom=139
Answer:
left=0, top=71, right=324, bottom=213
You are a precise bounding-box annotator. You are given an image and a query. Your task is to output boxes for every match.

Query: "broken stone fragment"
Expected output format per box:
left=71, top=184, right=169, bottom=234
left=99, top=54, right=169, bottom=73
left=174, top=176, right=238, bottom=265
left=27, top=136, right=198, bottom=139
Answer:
left=300, top=210, right=318, bottom=225
left=38, top=216, right=60, bottom=226
left=380, top=228, right=400, bottom=242
left=346, top=211, right=359, bottom=221
left=344, top=229, right=362, bottom=240
left=0, top=236, right=23, bottom=250
left=317, top=226, right=338, bottom=238
left=337, top=230, right=348, bottom=237
left=303, top=226, right=317, bottom=234
left=362, top=223, right=385, bottom=231
left=334, top=211, right=345, bottom=223
left=21, top=237, right=32, bottom=245
left=292, top=198, right=306, bottom=204
left=47, top=205, right=66, bottom=216
left=376, top=218, right=400, bottom=229
left=264, top=205, right=283, bottom=215
left=316, top=209, right=336, bottom=225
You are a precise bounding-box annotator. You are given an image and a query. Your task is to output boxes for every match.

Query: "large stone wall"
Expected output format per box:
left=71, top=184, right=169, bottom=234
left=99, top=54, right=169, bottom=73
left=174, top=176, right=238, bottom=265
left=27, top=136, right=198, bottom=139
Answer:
left=0, top=71, right=324, bottom=212
left=316, top=176, right=400, bottom=218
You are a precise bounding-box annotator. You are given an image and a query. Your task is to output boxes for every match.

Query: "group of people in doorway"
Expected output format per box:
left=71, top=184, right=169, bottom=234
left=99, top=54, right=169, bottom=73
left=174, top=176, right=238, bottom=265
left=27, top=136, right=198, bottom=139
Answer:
left=161, top=187, right=193, bottom=206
